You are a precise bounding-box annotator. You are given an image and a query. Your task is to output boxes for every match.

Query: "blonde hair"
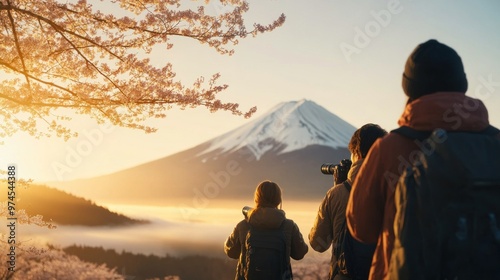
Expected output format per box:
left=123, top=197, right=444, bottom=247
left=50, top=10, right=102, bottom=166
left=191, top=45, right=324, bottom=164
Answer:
left=254, top=180, right=282, bottom=208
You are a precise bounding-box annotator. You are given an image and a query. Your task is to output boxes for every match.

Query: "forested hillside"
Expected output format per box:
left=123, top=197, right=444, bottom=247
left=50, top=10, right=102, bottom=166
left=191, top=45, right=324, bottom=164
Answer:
left=7, top=184, right=147, bottom=226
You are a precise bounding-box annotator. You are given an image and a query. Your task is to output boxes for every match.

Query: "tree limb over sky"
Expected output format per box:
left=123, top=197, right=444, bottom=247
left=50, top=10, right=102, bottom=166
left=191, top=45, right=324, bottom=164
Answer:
left=0, top=0, right=285, bottom=139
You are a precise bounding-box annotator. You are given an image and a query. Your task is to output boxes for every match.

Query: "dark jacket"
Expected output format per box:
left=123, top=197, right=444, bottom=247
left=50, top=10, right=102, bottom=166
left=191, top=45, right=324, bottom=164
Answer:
left=308, top=159, right=364, bottom=279
left=346, top=92, right=500, bottom=280
left=224, top=207, right=308, bottom=280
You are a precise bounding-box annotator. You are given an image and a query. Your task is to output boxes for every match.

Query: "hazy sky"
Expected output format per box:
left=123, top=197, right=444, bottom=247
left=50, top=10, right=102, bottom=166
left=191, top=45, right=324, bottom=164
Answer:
left=2, top=0, right=500, bottom=182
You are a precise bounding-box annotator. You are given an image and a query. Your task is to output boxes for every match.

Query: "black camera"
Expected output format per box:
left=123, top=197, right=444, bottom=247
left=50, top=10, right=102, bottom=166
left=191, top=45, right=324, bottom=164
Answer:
left=321, top=158, right=352, bottom=184
left=320, top=159, right=352, bottom=175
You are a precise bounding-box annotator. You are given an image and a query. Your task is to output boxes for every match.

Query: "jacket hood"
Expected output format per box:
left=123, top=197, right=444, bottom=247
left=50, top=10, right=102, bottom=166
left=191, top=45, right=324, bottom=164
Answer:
left=398, top=92, right=489, bottom=131
left=246, top=207, right=286, bottom=229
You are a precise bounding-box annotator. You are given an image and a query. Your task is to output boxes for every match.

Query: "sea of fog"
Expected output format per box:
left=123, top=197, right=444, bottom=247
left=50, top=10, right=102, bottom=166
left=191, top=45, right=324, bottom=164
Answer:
left=13, top=199, right=331, bottom=266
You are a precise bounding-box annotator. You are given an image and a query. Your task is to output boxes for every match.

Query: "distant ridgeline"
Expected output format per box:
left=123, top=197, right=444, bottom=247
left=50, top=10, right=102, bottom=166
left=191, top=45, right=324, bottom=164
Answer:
left=3, top=184, right=147, bottom=226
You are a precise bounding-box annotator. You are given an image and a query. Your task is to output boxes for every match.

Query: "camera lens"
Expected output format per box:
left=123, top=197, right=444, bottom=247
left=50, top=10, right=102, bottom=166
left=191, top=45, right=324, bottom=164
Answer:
left=320, top=164, right=337, bottom=175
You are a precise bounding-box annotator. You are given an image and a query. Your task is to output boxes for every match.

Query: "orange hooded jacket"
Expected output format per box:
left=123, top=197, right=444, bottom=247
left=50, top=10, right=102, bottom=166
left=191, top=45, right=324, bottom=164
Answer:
left=346, top=92, right=499, bottom=280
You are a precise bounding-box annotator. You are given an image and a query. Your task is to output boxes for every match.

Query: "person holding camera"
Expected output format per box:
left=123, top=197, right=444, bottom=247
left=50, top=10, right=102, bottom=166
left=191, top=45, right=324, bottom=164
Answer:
left=309, top=124, right=387, bottom=280
left=224, top=180, right=309, bottom=280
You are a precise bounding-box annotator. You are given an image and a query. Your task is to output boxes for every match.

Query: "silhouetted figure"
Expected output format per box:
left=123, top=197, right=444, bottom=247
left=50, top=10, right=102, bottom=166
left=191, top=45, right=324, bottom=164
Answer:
left=224, top=180, right=308, bottom=280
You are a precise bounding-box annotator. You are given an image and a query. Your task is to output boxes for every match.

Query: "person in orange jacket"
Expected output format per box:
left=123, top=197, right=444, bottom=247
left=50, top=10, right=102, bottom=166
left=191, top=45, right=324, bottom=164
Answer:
left=346, top=39, right=500, bottom=280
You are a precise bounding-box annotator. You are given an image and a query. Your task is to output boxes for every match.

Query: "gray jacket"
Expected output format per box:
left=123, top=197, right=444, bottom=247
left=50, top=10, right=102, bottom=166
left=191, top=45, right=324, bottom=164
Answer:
left=308, top=159, right=364, bottom=278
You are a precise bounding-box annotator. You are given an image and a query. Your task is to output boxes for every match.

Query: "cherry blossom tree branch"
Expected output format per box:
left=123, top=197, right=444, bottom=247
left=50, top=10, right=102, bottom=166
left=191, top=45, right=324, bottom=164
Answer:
left=0, top=0, right=284, bottom=138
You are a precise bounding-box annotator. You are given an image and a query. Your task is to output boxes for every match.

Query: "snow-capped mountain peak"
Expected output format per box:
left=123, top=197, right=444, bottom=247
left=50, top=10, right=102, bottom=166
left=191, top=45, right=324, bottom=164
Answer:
left=199, top=99, right=356, bottom=160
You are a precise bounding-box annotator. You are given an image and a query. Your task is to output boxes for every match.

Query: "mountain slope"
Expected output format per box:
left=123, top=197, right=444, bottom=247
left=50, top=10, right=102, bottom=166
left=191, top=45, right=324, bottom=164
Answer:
left=199, top=99, right=355, bottom=160
left=50, top=100, right=356, bottom=204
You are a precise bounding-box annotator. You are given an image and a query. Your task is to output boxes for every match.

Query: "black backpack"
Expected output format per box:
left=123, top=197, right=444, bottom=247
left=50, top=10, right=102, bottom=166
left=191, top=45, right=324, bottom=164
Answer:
left=244, top=221, right=292, bottom=280
left=335, top=181, right=376, bottom=280
left=389, top=126, right=500, bottom=280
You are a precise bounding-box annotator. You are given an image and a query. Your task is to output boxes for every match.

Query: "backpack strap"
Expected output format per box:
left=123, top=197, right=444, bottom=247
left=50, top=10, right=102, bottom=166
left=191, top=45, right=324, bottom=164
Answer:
left=248, top=219, right=288, bottom=231
left=391, top=126, right=431, bottom=141
left=482, top=125, right=500, bottom=136
left=331, top=180, right=352, bottom=279
left=392, top=125, right=500, bottom=141
left=343, top=180, right=352, bottom=192
left=277, top=219, right=292, bottom=277
left=278, top=219, right=288, bottom=231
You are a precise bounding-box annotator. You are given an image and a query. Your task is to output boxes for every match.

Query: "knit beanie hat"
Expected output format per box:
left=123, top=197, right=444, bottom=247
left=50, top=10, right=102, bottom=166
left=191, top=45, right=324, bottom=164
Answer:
left=402, top=39, right=468, bottom=101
